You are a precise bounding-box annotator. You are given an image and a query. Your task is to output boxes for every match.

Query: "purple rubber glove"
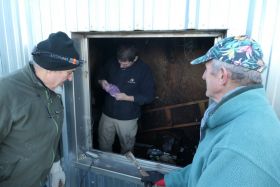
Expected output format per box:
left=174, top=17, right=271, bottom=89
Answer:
left=105, top=84, right=120, bottom=97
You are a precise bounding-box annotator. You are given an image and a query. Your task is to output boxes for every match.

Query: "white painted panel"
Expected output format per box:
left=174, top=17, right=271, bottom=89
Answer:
left=258, top=0, right=278, bottom=66
left=0, top=0, right=16, bottom=72
left=20, top=0, right=36, bottom=60
left=50, top=0, right=66, bottom=33
left=208, top=0, right=229, bottom=29
left=134, top=0, right=144, bottom=30
left=119, top=0, right=134, bottom=31
left=227, top=0, right=250, bottom=36
left=29, top=0, right=43, bottom=43
left=10, top=0, right=25, bottom=69
left=90, top=0, right=106, bottom=31
left=143, top=0, right=154, bottom=30
left=65, top=0, right=78, bottom=32
left=258, top=0, right=279, bottom=88
left=152, top=0, right=170, bottom=30
left=188, top=0, right=198, bottom=28
left=197, top=0, right=211, bottom=29
left=1, top=0, right=31, bottom=75
left=0, top=0, right=10, bottom=74
left=250, top=0, right=264, bottom=40
left=267, top=25, right=280, bottom=118
left=39, top=0, right=52, bottom=37
left=263, top=0, right=280, bottom=118
left=18, top=0, right=31, bottom=64
left=76, top=0, right=89, bottom=31
left=105, top=0, right=120, bottom=31
left=169, top=0, right=186, bottom=29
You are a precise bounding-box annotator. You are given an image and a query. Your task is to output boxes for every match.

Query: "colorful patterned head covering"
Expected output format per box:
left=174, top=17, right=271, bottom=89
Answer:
left=191, top=35, right=266, bottom=72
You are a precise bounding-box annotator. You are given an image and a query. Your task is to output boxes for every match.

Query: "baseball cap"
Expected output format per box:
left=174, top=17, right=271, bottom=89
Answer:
left=191, top=35, right=265, bottom=72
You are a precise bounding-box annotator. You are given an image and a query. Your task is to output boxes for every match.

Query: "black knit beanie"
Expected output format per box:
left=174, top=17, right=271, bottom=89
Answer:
left=32, top=31, right=82, bottom=71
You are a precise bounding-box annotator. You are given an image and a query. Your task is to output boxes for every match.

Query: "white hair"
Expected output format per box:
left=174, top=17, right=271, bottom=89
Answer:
left=210, top=59, right=262, bottom=85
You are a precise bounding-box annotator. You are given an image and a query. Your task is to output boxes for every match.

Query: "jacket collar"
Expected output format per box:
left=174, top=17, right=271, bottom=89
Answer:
left=207, top=84, right=264, bottom=129
left=25, top=63, right=49, bottom=90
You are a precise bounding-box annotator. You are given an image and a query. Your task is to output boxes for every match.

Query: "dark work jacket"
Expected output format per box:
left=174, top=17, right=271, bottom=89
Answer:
left=99, top=58, right=155, bottom=120
left=0, top=64, right=64, bottom=187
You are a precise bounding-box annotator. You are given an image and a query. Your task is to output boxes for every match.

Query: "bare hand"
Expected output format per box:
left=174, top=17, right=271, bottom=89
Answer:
left=114, top=93, right=134, bottom=102
left=99, top=80, right=109, bottom=91
left=114, top=93, right=128, bottom=100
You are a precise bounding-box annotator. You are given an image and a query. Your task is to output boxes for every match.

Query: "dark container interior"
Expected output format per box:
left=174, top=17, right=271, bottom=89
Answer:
left=89, top=36, right=214, bottom=166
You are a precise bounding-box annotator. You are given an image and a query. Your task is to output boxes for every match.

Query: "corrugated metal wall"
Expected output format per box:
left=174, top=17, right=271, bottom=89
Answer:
left=1, top=1, right=280, bottom=186
left=1, top=0, right=279, bottom=116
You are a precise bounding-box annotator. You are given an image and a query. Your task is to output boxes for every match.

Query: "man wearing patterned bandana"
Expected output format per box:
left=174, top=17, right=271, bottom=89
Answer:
left=0, top=31, right=83, bottom=187
left=141, top=35, right=280, bottom=187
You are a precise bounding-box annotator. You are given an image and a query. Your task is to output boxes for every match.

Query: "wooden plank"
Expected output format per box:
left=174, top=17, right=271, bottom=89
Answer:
left=140, top=122, right=200, bottom=133
left=164, top=108, right=172, bottom=125
left=198, top=102, right=206, bottom=117
left=144, top=99, right=208, bottom=113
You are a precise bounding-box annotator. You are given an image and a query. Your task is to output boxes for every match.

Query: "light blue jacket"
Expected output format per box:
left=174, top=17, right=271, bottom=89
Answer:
left=165, top=85, right=280, bottom=187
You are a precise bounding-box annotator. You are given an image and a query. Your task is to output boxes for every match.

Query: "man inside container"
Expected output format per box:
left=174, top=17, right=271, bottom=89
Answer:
left=98, top=43, right=155, bottom=154
left=141, top=35, right=280, bottom=186
left=0, top=31, right=83, bottom=187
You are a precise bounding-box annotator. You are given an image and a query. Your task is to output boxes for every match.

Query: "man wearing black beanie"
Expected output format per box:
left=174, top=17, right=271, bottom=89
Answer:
left=0, top=31, right=83, bottom=187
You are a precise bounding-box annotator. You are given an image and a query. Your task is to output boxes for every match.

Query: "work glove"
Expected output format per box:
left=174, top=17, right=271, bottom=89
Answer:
left=141, top=171, right=165, bottom=186
left=49, top=160, right=66, bottom=187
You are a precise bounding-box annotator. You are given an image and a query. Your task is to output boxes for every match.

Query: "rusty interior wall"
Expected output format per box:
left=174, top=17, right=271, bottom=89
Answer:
left=139, top=38, right=210, bottom=106
left=89, top=37, right=214, bottom=166
left=137, top=38, right=213, bottom=131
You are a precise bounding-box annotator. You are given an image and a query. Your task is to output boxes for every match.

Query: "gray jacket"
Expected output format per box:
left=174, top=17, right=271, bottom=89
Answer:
left=0, top=64, right=64, bottom=187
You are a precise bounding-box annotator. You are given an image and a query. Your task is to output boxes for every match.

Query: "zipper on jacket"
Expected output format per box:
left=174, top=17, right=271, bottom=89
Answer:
left=45, top=90, right=59, bottom=134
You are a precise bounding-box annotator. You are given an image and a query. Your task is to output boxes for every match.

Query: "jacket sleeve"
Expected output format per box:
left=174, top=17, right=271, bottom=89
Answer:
left=133, top=67, right=155, bottom=105
left=97, top=59, right=112, bottom=81
left=164, top=164, right=191, bottom=187
left=0, top=102, right=13, bottom=144
left=195, top=149, right=279, bottom=187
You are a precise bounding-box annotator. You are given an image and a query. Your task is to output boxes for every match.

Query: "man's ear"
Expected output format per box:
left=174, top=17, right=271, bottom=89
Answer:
left=220, top=67, right=229, bottom=85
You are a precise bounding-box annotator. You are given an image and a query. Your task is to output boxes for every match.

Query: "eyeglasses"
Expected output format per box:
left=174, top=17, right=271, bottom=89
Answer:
left=32, top=47, right=85, bottom=66
left=66, top=70, right=74, bottom=76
